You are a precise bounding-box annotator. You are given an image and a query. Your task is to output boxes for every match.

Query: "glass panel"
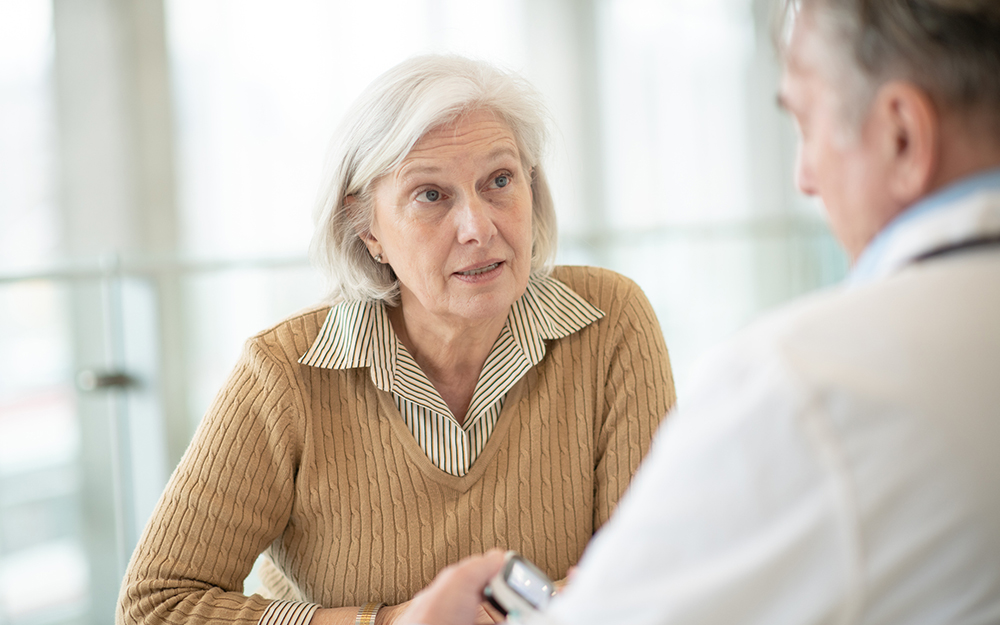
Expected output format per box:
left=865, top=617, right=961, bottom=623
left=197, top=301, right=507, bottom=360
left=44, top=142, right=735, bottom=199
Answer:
left=0, top=281, right=89, bottom=625
left=594, top=0, right=848, bottom=383
left=0, top=0, right=58, bottom=271
left=0, top=262, right=323, bottom=622
left=580, top=225, right=847, bottom=385
left=0, top=1, right=95, bottom=623
left=599, top=0, right=757, bottom=227
left=181, top=263, right=323, bottom=433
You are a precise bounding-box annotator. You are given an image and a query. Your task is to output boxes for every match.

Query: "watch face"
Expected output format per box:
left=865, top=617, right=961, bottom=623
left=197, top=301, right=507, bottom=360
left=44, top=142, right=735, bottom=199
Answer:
left=507, top=558, right=554, bottom=609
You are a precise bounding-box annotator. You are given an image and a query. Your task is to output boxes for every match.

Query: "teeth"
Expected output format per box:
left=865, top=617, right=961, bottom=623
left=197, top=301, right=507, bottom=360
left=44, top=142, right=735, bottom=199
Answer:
left=459, top=263, right=499, bottom=276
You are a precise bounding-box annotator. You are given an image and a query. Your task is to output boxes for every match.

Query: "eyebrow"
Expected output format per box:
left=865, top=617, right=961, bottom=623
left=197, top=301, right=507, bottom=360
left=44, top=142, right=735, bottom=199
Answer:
left=397, top=164, right=443, bottom=180
left=396, top=145, right=522, bottom=181
left=485, top=145, right=520, bottom=163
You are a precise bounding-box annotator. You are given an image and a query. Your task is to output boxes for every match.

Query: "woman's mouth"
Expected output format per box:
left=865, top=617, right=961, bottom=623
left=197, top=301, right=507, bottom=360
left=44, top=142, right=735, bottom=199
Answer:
left=457, top=262, right=501, bottom=276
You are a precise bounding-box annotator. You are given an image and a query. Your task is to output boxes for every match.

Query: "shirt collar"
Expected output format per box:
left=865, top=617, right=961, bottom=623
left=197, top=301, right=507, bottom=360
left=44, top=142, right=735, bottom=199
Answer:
left=849, top=167, right=1000, bottom=285
left=299, top=273, right=605, bottom=387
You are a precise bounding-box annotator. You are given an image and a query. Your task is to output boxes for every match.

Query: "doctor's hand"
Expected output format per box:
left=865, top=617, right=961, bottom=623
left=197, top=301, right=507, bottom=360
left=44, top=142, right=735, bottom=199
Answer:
left=398, top=550, right=507, bottom=625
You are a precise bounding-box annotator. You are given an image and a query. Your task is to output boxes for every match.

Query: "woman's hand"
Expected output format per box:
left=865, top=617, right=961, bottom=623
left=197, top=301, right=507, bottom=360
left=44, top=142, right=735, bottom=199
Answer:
left=310, top=551, right=507, bottom=625
left=473, top=598, right=506, bottom=624
left=372, top=592, right=501, bottom=625
left=374, top=602, right=408, bottom=625
left=397, top=550, right=506, bottom=625
left=553, top=566, right=577, bottom=593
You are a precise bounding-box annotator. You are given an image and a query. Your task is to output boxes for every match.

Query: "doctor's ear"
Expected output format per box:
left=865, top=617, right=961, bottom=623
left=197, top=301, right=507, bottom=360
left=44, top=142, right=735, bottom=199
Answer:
left=875, top=81, right=939, bottom=206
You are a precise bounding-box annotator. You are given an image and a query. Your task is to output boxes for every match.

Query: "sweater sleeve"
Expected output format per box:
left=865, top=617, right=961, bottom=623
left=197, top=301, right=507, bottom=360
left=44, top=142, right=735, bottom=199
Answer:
left=116, top=337, right=321, bottom=625
left=592, top=274, right=676, bottom=529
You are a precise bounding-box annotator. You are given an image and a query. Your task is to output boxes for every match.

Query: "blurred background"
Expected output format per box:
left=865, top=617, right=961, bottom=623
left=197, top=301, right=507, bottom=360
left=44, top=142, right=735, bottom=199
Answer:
left=0, top=0, right=846, bottom=623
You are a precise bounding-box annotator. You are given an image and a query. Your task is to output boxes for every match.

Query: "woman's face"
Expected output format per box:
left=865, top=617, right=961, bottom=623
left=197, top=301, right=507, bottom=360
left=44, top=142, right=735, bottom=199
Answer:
left=365, top=109, right=534, bottom=332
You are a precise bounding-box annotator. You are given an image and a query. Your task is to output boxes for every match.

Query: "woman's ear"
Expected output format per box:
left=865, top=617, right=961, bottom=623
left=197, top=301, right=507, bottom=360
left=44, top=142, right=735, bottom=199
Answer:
left=346, top=195, right=381, bottom=255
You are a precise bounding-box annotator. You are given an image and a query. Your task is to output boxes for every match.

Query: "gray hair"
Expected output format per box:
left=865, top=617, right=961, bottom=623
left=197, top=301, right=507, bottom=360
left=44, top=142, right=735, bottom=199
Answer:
left=778, top=0, right=1000, bottom=130
left=310, top=54, right=557, bottom=305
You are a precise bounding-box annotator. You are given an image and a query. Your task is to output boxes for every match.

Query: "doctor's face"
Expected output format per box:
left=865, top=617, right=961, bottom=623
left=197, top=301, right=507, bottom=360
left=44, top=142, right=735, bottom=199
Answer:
left=778, top=10, right=895, bottom=261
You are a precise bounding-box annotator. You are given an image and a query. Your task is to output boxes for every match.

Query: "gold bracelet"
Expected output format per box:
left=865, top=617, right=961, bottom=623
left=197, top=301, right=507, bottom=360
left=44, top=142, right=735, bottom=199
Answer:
left=356, top=602, right=384, bottom=625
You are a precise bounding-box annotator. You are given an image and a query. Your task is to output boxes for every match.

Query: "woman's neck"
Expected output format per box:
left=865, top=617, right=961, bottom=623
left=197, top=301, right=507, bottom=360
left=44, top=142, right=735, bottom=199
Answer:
left=387, top=305, right=507, bottom=424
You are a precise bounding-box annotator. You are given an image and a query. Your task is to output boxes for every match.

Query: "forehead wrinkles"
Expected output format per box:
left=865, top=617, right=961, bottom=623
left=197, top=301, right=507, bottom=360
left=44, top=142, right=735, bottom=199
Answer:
left=409, top=118, right=517, bottom=160
left=391, top=119, right=521, bottom=188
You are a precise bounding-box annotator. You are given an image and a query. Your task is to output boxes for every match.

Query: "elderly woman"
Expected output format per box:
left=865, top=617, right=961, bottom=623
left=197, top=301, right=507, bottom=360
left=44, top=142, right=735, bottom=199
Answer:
left=118, top=55, right=675, bottom=625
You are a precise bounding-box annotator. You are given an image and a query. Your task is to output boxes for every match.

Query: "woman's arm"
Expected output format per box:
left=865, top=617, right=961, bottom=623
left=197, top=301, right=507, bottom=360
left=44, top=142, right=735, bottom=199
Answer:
left=307, top=598, right=501, bottom=624
left=592, top=274, right=676, bottom=528
left=118, top=332, right=505, bottom=625
left=117, top=338, right=312, bottom=625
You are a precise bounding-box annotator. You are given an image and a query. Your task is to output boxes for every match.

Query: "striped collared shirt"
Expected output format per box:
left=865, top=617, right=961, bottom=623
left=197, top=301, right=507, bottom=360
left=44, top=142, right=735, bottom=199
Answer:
left=299, top=273, right=605, bottom=477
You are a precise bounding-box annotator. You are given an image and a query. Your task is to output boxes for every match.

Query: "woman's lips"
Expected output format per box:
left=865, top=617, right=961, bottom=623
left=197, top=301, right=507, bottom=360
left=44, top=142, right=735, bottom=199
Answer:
left=457, top=262, right=500, bottom=276
left=455, top=261, right=502, bottom=277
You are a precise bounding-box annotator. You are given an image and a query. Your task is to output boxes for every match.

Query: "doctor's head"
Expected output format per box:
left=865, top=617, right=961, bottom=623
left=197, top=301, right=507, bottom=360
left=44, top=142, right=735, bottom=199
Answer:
left=776, top=0, right=1000, bottom=260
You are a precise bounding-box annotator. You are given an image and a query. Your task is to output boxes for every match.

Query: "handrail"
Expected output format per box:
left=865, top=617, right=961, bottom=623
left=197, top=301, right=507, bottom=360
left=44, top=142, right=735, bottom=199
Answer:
left=0, top=254, right=312, bottom=285
left=0, top=215, right=835, bottom=285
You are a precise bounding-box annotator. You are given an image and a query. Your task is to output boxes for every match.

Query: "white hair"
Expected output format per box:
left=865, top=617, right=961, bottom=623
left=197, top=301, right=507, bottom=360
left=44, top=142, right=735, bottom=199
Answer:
left=310, top=54, right=557, bottom=305
left=779, top=0, right=1000, bottom=131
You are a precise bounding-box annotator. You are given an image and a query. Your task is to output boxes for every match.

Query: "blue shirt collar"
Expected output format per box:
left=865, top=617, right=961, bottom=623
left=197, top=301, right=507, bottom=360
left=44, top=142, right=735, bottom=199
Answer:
left=850, top=167, right=1000, bottom=285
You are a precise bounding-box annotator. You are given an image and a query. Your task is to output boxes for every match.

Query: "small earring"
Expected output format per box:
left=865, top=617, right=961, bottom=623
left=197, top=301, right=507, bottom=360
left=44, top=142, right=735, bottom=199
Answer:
left=374, top=254, right=383, bottom=263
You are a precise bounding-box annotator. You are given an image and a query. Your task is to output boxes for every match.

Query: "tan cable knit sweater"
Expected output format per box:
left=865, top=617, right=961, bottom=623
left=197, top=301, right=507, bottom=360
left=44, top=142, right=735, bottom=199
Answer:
left=118, top=266, right=676, bottom=625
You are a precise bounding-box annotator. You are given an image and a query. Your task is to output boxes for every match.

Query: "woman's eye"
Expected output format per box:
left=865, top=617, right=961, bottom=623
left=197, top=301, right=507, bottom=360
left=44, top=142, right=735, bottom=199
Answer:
left=491, top=174, right=510, bottom=189
left=416, top=189, right=441, bottom=202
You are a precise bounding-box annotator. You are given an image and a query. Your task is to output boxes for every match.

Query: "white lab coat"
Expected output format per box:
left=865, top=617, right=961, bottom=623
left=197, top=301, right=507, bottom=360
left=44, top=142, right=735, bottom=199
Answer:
left=534, top=179, right=1000, bottom=625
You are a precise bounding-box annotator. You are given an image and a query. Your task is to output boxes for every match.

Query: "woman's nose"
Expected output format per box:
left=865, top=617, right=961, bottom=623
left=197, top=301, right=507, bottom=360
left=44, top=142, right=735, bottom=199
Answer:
left=455, top=194, right=497, bottom=244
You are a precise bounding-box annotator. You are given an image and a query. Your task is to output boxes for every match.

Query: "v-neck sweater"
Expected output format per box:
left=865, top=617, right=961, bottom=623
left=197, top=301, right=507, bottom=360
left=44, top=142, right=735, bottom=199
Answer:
left=117, top=266, right=676, bottom=625
left=298, top=273, right=605, bottom=477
